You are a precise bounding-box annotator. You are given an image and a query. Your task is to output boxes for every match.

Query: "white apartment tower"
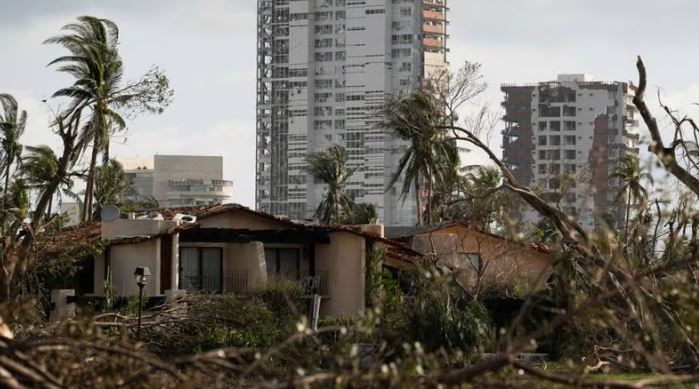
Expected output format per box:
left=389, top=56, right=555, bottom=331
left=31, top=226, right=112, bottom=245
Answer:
left=501, top=74, right=640, bottom=230
left=256, top=0, right=448, bottom=225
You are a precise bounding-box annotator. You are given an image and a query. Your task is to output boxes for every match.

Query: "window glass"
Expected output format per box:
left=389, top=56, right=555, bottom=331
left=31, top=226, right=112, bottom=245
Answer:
left=202, top=248, right=222, bottom=292
left=180, top=248, right=200, bottom=290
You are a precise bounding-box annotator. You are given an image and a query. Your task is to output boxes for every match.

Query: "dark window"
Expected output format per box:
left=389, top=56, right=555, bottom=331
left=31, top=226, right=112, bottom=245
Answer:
left=265, top=248, right=300, bottom=280
left=179, top=247, right=223, bottom=292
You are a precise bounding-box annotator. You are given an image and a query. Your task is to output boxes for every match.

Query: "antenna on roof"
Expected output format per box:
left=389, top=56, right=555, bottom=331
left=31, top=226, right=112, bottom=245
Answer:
left=101, top=205, right=120, bottom=222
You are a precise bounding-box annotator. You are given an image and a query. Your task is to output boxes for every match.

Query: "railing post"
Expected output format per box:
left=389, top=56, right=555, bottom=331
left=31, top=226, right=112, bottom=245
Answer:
left=310, top=294, right=321, bottom=331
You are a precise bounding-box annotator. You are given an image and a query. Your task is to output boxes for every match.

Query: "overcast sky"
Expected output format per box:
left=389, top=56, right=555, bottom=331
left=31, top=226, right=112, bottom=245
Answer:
left=1, top=0, right=698, bottom=207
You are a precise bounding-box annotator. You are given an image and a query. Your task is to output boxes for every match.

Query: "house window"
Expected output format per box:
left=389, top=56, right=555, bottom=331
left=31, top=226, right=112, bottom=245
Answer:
left=180, top=247, right=222, bottom=292
left=265, top=248, right=300, bottom=280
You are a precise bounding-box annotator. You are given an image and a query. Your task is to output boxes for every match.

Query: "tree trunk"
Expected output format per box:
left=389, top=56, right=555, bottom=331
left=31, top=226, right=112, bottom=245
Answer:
left=82, top=137, right=99, bottom=224
left=624, top=189, right=632, bottom=244
left=46, top=195, right=53, bottom=223
left=415, top=178, right=423, bottom=227
left=426, top=169, right=434, bottom=226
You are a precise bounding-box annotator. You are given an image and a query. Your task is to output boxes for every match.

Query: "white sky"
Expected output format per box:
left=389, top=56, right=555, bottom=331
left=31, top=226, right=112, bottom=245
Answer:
left=1, top=0, right=698, bottom=207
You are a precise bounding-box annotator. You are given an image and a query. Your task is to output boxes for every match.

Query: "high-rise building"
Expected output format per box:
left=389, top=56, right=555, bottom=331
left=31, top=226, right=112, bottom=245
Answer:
left=122, top=155, right=233, bottom=208
left=256, top=0, right=448, bottom=225
left=501, top=74, right=640, bottom=229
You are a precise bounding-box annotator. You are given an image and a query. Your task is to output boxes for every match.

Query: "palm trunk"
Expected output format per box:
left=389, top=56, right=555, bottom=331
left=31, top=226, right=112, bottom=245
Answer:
left=415, top=179, right=423, bottom=227
left=82, top=137, right=99, bottom=223
left=46, top=195, right=53, bottom=222
left=624, top=190, right=632, bottom=244
left=426, top=169, right=434, bottom=226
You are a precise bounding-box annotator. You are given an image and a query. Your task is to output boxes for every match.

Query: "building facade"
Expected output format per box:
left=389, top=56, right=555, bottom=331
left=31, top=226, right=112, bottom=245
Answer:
left=124, top=155, right=233, bottom=208
left=502, top=74, right=640, bottom=229
left=256, top=0, right=448, bottom=225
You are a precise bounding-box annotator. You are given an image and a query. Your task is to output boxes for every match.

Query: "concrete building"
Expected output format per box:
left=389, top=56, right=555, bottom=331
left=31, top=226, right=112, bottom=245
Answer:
left=123, top=155, right=233, bottom=208
left=256, top=0, right=448, bottom=225
left=501, top=74, right=640, bottom=229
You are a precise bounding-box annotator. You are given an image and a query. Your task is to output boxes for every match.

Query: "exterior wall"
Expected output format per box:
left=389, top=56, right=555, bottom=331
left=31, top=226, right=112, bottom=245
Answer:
left=124, top=168, right=154, bottom=199
left=315, top=231, right=366, bottom=316
left=185, top=210, right=305, bottom=291
left=256, top=0, right=448, bottom=226
left=410, top=226, right=551, bottom=294
left=502, top=75, right=640, bottom=230
left=107, top=239, right=161, bottom=297
left=179, top=241, right=270, bottom=292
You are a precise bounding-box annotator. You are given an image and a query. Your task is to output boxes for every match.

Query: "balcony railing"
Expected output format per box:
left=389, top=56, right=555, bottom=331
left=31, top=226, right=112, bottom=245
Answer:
left=422, top=24, right=444, bottom=34
left=300, top=272, right=329, bottom=296
left=422, top=10, right=446, bottom=21
left=224, top=269, right=249, bottom=293
left=423, top=38, right=444, bottom=48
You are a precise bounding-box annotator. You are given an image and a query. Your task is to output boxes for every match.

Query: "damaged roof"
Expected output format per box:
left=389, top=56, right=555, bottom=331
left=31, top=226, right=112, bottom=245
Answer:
left=37, top=203, right=421, bottom=260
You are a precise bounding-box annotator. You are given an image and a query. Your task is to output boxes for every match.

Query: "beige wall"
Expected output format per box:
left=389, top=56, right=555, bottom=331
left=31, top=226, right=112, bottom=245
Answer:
left=107, top=239, right=161, bottom=297
left=411, top=226, right=551, bottom=295
left=315, top=231, right=366, bottom=316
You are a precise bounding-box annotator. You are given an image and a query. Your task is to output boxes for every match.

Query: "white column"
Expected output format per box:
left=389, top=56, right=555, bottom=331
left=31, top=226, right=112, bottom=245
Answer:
left=171, top=232, right=180, bottom=290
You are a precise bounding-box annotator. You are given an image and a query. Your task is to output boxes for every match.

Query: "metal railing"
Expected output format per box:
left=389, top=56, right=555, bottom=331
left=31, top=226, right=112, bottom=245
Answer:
left=224, top=270, right=249, bottom=294
left=300, top=272, right=329, bottom=296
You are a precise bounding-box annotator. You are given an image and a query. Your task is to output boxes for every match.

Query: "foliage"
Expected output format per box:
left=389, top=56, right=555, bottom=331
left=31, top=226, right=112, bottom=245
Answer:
left=306, top=145, right=357, bottom=224
left=92, top=158, right=136, bottom=219
left=45, top=16, right=173, bottom=224
left=306, top=145, right=377, bottom=225
left=381, top=91, right=453, bottom=226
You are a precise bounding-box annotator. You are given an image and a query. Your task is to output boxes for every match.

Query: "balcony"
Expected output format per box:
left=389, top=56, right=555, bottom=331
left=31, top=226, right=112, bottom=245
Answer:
left=422, top=10, right=446, bottom=21
left=422, top=0, right=447, bottom=7
left=422, top=23, right=444, bottom=34
left=423, top=38, right=445, bottom=48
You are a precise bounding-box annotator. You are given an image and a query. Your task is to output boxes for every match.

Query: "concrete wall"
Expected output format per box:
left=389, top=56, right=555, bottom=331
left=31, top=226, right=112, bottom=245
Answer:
left=411, top=226, right=551, bottom=295
left=108, top=239, right=161, bottom=297
left=315, top=231, right=366, bottom=316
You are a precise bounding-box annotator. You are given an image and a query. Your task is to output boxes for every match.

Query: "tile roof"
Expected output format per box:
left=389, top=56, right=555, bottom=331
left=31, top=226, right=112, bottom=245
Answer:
left=37, top=203, right=422, bottom=260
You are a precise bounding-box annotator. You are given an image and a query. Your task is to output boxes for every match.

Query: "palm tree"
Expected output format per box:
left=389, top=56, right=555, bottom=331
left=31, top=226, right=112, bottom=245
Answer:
left=0, top=94, right=27, bottom=236
left=306, top=145, right=357, bottom=225
left=23, top=145, right=80, bottom=221
left=93, top=159, right=135, bottom=219
left=0, top=94, right=26, bottom=205
left=343, top=203, right=378, bottom=225
left=382, top=91, right=452, bottom=226
left=44, top=16, right=126, bottom=223
left=611, top=154, right=652, bottom=237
